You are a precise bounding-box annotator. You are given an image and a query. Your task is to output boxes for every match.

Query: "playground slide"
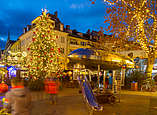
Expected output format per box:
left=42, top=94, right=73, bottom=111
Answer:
left=78, top=76, right=103, bottom=111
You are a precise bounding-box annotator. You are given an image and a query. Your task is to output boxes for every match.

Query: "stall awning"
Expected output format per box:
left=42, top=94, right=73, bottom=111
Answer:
left=67, top=48, right=134, bottom=70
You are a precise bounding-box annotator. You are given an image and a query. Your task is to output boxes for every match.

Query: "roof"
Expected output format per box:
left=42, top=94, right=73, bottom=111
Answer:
left=5, top=40, right=16, bottom=50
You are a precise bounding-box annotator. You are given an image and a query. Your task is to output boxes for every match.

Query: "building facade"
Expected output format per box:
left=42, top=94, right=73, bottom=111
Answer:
left=15, top=11, right=97, bottom=71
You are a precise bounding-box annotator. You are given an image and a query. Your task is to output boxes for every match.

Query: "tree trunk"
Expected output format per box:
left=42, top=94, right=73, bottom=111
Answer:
left=146, top=51, right=155, bottom=82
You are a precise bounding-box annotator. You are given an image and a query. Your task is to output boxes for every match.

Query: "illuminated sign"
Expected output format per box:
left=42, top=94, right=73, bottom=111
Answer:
left=0, top=64, right=5, bottom=68
left=7, top=66, right=16, bottom=77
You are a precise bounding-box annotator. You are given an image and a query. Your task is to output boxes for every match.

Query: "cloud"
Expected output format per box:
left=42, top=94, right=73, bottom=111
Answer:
left=70, top=3, right=85, bottom=9
left=0, top=37, right=6, bottom=41
left=0, top=0, right=106, bottom=41
left=0, top=36, right=7, bottom=49
left=0, top=8, right=37, bottom=40
left=63, top=1, right=109, bottom=33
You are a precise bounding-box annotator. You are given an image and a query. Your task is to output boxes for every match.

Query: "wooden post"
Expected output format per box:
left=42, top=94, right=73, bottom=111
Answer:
left=112, top=70, right=115, bottom=93
left=121, top=68, right=125, bottom=86
left=97, top=65, right=100, bottom=92
left=89, top=70, right=92, bottom=82
left=16, top=69, right=21, bottom=78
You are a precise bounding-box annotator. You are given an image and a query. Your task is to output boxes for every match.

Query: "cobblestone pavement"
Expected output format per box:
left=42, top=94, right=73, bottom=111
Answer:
left=31, top=89, right=157, bottom=115
left=1, top=88, right=157, bottom=115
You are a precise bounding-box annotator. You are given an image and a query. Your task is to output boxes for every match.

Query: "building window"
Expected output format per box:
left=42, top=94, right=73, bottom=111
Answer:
left=21, top=40, right=24, bottom=47
left=70, top=39, right=78, bottom=45
left=61, top=37, right=65, bottom=43
left=60, top=48, right=64, bottom=54
left=80, top=42, right=86, bottom=46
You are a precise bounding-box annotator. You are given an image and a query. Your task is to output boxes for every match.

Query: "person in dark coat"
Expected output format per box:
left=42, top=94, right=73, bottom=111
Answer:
left=105, top=75, right=109, bottom=89
left=100, top=75, right=103, bottom=85
left=93, top=74, right=97, bottom=88
left=4, top=77, right=32, bottom=115
left=109, top=73, right=113, bottom=89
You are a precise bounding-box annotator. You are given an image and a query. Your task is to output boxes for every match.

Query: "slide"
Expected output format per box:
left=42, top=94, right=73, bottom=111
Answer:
left=78, top=76, right=103, bottom=111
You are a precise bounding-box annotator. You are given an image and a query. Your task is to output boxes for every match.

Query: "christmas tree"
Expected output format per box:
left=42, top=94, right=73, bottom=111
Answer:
left=27, top=9, right=63, bottom=79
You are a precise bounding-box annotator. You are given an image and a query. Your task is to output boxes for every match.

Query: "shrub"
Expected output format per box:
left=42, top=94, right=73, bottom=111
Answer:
left=125, top=70, right=146, bottom=90
left=27, top=79, right=44, bottom=91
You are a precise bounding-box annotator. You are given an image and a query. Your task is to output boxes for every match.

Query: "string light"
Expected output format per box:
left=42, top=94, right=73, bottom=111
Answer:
left=103, top=0, right=157, bottom=78
left=26, top=9, right=63, bottom=79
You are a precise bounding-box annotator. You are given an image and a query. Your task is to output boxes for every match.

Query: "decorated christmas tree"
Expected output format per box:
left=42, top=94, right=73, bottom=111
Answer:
left=26, top=9, right=63, bottom=80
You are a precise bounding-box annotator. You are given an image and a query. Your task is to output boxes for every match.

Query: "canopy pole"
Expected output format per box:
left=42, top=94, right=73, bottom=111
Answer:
left=85, top=68, right=87, bottom=78
left=112, top=70, right=116, bottom=93
left=89, top=70, right=92, bottom=82
left=103, top=70, right=106, bottom=92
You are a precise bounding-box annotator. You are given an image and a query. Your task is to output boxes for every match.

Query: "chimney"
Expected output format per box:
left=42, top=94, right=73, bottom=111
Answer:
left=23, top=27, right=27, bottom=33
left=90, top=35, right=92, bottom=40
left=86, top=29, right=91, bottom=35
left=66, top=25, right=70, bottom=30
left=72, top=29, right=77, bottom=34
left=27, top=25, right=31, bottom=31
left=69, top=30, right=72, bottom=34
left=60, top=23, right=64, bottom=31
left=77, top=33, right=83, bottom=37
left=54, top=11, right=58, bottom=17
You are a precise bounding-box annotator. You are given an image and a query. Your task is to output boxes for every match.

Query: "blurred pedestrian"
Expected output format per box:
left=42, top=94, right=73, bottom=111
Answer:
left=4, top=77, right=32, bottom=115
left=105, top=75, right=109, bottom=89
left=45, top=77, right=59, bottom=104
left=109, top=73, right=113, bottom=89
left=93, top=74, right=97, bottom=88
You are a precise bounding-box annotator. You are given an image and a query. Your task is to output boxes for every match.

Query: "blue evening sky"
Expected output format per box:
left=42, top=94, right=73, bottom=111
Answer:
left=0, top=0, right=109, bottom=48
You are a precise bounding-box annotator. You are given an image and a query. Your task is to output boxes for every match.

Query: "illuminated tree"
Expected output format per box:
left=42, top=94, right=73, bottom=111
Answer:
left=95, top=0, right=157, bottom=80
left=96, top=27, right=128, bottom=52
left=27, top=9, right=63, bottom=79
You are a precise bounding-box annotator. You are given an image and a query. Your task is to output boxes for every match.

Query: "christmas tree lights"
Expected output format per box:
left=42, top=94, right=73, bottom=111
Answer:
left=26, top=9, right=63, bottom=79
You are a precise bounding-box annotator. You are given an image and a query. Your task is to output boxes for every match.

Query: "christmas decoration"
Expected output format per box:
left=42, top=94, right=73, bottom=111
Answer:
left=26, top=9, right=64, bottom=80
left=0, top=82, right=8, bottom=93
left=93, top=0, right=157, bottom=80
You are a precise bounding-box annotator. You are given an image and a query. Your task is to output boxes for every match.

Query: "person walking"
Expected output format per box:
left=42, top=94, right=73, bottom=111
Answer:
left=45, top=77, right=59, bottom=104
left=4, top=77, right=32, bottom=115
left=109, top=73, right=113, bottom=89
left=100, top=75, right=103, bottom=88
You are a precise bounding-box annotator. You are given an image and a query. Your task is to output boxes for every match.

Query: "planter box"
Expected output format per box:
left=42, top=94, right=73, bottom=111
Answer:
left=131, top=82, right=138, bottom=91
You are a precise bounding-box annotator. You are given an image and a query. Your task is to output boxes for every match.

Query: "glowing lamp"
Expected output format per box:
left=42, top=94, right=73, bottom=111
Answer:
left=68, top=71, right=72, bottom=75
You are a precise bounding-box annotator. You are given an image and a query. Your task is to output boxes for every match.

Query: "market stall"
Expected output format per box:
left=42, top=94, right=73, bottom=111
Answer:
left=67, top=48, right=134, bottom=105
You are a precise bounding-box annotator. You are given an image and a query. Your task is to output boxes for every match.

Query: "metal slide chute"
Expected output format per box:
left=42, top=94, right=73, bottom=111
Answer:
left=78, top=76, right=103, bottom=114
left=68, top=48, right=134, bottom=114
